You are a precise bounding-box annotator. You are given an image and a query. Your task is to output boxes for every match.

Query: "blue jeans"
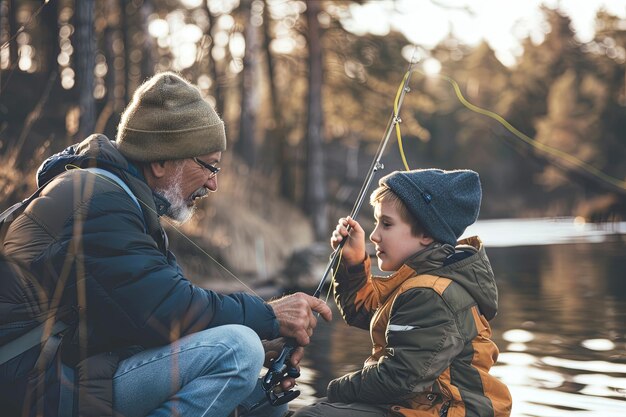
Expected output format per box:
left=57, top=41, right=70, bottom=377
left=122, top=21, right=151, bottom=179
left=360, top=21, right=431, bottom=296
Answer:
left=113, top=324, right=288, bottom=417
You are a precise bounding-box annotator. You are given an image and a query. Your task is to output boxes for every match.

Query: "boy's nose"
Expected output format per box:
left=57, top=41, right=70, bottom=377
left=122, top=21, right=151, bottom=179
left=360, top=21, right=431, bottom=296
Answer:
left=370, top=228, right=380, bottom=243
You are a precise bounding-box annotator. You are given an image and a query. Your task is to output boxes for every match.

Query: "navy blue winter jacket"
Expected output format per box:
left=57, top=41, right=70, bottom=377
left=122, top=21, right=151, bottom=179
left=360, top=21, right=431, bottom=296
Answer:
left=0, top=134, right=279, bottom=416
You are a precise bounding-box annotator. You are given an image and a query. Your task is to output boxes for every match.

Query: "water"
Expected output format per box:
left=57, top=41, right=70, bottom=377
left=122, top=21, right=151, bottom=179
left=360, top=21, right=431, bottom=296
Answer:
left=291, top=219, right=626, bottom=416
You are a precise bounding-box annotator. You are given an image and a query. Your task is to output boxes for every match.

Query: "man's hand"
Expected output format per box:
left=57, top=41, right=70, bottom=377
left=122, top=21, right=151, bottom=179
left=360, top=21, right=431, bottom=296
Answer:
left=268, top=293, right=332, bottom=346
left=331, top=216, right=366, bottom=266
left=262, top=338, right=304, bottom=392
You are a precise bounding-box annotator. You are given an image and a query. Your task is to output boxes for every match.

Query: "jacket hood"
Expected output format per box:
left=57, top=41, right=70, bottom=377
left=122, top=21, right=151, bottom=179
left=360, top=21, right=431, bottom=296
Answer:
left=37, top=134, right=138, bottom=187
left=35, top=134, right=171, bottom=236
left=405, top=236, right=499, bottom=319
left=37, top=134, right=172, bottom=218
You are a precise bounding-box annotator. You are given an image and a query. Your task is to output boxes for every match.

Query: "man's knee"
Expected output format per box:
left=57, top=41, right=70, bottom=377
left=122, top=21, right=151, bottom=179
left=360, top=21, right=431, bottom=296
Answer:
left=216, top=325, right=264, bottom=379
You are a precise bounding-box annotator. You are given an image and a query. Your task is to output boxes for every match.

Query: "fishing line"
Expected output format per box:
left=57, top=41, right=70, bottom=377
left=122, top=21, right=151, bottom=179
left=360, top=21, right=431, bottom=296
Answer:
left=63, top=164, right=261, bottom=298
left=392, top=68, right=626, bottom=191
left=321, top=47, right=419, bottom=306
left=322, top=52, right=417, bottom=299
left=435, top=70, right=626, bottom=191
left=394, top=70, right=412, bottom=172
left=323, top=248, right=342, bottom=305
left=0, top=0, right=50, bottom=96
left=0, top=0, right=50, bottom=51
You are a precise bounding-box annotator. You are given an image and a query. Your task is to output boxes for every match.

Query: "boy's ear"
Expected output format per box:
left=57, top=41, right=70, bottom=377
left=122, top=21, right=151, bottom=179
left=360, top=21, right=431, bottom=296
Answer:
left=419, top=234, right=434, bottom=246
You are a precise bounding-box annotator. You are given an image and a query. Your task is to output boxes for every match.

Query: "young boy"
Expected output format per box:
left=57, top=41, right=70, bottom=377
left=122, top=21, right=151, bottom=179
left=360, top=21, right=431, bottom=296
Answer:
left=294, top=169, right=512, bottom=417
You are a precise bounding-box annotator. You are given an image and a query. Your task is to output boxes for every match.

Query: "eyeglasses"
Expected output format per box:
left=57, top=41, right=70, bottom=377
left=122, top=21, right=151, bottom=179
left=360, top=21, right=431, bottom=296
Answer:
left=194, top=157, right=220, bottom=179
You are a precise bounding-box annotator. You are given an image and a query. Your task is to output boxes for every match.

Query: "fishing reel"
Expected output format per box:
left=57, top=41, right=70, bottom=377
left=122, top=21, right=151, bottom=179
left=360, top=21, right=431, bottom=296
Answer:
left=262, top=339, right=301, bottom=406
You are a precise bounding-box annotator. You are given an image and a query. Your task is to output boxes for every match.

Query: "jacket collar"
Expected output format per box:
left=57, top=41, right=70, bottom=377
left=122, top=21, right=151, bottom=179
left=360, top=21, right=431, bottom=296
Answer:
left=152, top=192, right=171, bottom=217
left=370, top=243, right=455, bottom=304
left=369, top=237, right=499, bottom=320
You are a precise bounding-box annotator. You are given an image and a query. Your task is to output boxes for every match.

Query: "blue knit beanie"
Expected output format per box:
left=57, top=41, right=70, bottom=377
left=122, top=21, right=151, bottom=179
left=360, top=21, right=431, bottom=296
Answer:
left=380, top=169, right=482, bottom=245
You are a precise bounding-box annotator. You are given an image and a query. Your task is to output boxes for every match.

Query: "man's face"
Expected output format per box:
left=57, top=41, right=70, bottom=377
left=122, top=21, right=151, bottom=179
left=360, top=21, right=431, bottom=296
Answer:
left=158, top=151, right=221, bottom=223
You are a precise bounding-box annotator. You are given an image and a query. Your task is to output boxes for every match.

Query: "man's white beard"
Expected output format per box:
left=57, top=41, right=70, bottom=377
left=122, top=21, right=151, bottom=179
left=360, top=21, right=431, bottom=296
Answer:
left=159, top=164, right=195, bottom=224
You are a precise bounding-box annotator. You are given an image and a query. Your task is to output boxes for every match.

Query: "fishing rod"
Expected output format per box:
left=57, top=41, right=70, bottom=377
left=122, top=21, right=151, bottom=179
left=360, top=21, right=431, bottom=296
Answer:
left=260, top=55, right=418, bottom=407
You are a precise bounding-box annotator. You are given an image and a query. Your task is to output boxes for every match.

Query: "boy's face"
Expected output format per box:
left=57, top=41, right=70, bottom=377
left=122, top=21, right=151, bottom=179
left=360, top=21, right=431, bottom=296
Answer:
left=370, top=200, right=432, bottom=272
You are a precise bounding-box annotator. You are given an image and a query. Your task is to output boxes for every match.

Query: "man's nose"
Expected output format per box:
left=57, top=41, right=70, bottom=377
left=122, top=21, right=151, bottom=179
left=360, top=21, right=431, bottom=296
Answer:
left=205, top=176, right=218, bottom=192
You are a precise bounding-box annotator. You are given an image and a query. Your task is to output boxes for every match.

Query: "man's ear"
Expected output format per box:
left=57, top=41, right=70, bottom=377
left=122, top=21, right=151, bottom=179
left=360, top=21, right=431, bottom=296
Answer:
left=149, top=160, right=167, bottom=179
left=142, top=161, right=168, bottom=189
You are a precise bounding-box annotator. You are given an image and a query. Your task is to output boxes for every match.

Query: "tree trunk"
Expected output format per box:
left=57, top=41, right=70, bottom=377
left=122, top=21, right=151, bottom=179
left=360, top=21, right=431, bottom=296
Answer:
left=205, top=1, right=224, bottom=117
left=237, top=0, right=261, bottom=167
left=0, top=0, right=5, bottom=86
left=40, top=0, right=58, bottom=78
left=95, top=0, right=123, bottom=136
left=262, top=0, right=291, bottom=187
left=106, top=0, right=126, bottom=113
left=139, top=1, right=156, bottom=79
left=119, top=0, right=132, bottom=102
left=305, top=0, right=327, bottom=240
left=74, top=0, right=96, bottom=140
left=7, top=0, right=17, bottom=66
left=262, top=0, right=282, bottom=129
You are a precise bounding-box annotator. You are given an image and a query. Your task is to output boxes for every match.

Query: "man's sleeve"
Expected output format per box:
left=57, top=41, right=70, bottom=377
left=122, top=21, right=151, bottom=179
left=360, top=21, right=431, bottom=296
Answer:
left=77, top=190, right=279, bottom=347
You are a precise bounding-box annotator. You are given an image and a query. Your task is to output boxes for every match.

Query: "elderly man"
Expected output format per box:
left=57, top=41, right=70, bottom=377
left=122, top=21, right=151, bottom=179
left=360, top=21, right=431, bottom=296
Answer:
left=0, top=72, right=331, bottom=417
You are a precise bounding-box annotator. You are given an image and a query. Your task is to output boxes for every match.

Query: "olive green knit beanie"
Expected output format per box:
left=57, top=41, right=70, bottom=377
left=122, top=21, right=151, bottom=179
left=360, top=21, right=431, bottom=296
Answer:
left=116, top=72, right=226, bottom=162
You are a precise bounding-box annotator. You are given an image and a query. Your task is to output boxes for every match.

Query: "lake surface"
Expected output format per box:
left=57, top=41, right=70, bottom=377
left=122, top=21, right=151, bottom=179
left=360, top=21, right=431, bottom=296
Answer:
left=289, top=218, right=626, bottom=417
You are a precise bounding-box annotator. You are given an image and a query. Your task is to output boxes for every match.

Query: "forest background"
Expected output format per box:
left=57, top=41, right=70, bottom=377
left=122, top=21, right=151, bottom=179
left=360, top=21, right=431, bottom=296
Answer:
left=1, top=0, right=625, bottom=287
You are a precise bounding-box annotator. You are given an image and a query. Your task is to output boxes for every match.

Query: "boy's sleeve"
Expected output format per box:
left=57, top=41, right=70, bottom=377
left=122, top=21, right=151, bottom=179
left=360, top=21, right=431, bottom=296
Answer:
left=332, top=256, right=379, bottom=330
left=327, top=287, right=464, bottom=404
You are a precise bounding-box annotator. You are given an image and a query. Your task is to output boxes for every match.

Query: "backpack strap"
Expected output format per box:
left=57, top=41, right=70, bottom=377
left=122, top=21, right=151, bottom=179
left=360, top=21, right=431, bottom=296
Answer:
left=1, top=167, right=146, bottom=243
left=0, top=318, right=70, bottom=366
left=83, top=168, right=141, bottom=212
left=83, top=167, right=147, bottom=233
left=0, top=179, right=71, bottom=366
left=0, top=167, right=144, bottom=366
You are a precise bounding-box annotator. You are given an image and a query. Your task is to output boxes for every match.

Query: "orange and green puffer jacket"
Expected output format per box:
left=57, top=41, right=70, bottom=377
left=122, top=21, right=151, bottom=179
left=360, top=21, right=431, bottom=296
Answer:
left=328, top=237, right=512, bottom=417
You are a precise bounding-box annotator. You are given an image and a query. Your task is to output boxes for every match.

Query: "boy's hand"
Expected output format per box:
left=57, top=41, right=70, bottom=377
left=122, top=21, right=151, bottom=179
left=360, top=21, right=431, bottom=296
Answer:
left=331, top=216, right=366, bottom=266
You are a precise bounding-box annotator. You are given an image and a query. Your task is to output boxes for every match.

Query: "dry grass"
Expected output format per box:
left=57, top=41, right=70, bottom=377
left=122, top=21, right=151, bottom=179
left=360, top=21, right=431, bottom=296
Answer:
left=0, top=155, right=35, bottom=212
